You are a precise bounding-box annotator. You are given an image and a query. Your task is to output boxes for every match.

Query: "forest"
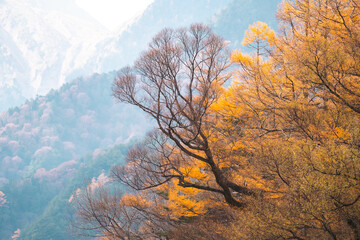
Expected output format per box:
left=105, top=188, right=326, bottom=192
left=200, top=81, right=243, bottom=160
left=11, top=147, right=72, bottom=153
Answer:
left=71, top=0, right=360, bottom=239
left=1, top=1, right=281, bottom=239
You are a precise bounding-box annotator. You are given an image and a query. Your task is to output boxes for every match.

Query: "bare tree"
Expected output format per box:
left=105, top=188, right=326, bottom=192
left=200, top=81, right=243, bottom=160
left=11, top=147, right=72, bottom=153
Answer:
left=72, top=186, right=176, bottom=239
left=72, top=187, right=137, bottom=239
left=112, top=24, right=256, bottom=208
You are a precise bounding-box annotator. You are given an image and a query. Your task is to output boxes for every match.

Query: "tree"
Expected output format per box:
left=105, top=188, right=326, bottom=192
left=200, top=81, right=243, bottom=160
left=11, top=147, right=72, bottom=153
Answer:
left=73, top=1, right=360, bottom=239
left=221, top=0, right=360, bottom=238
left=112, top=23, right=256, bottom=208
left=73, top=24, right=256, bottom=239
left=72, top=187, right=171, bottom=239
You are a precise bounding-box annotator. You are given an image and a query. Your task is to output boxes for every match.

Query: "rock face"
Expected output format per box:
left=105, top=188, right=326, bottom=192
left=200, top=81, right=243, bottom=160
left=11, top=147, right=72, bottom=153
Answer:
left=0, top=0, right=105, bottom=111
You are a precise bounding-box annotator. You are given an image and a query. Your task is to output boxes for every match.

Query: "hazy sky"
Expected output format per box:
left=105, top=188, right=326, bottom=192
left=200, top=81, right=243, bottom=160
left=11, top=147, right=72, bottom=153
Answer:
left=75, top=0, right=153, bottom=31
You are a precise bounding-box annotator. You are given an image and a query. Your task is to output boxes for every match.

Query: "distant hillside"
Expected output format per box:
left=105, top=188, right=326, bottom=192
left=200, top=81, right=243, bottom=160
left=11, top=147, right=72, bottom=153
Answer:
left=0, top=71, right=149, bottom=184
left=1, top=143, right=131, bottom=240
left=0, top=71, right=151, bottom=238
left=0, top=0, right=107, bottom=111
left=0, top=0, right=232, bottom=111
left=80, top=0, right=233, bottom=75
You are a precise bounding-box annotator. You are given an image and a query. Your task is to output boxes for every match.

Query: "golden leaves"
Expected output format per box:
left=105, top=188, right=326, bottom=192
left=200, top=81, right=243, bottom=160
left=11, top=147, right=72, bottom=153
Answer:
left=242, top=21, right=275, bottom=48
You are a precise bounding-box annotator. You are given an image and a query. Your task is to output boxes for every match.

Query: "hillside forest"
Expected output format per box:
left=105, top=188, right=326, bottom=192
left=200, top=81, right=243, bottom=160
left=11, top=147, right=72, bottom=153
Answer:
left=1, top=0, right=281, bottom=239
left=72, top=0, right=360, bottom=239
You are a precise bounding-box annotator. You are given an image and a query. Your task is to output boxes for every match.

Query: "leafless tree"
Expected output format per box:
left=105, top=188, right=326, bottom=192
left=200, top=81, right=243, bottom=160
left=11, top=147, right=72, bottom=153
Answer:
left=112, top=24, right=256, bottom=208
left=72, top=186, right=176, bottom=239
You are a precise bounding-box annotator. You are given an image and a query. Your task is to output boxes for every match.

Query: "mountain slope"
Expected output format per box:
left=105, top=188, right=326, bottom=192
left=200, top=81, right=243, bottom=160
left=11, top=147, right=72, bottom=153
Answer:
left=0, top=71, right=151, bottom=238
left=0, top=0, right=233, bottom=112
left=0, top=71, right=149, bottom=183
left=0, top=0, right=282, bottom=238
left=2, top=143, right=131, bottom=240
left=0, top=0, right=107, bottom=111
left=80, top=0, right=233, bottom=75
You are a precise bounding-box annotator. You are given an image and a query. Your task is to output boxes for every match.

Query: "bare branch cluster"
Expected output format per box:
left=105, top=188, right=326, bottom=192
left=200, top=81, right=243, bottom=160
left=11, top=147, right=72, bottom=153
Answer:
left=113, top=24, right=256, bottom=208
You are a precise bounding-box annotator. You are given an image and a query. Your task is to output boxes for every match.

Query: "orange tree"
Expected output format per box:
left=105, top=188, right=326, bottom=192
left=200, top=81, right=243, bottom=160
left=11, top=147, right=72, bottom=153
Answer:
left=220, top=0, right=360, bottom=239
left=73, top=1, right=360, bottom=239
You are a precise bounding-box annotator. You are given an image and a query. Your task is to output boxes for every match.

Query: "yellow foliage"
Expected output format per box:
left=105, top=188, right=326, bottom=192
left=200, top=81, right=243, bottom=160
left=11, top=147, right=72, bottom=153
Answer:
left=106, top=1, right=360, bottom=239
left=230, top=50, right=254, bottom=67
left=121, top=193, right=151, bottom=208
left=242, top=21, right=275, bottom=47
left=156, top=180, right=212, bottom=218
